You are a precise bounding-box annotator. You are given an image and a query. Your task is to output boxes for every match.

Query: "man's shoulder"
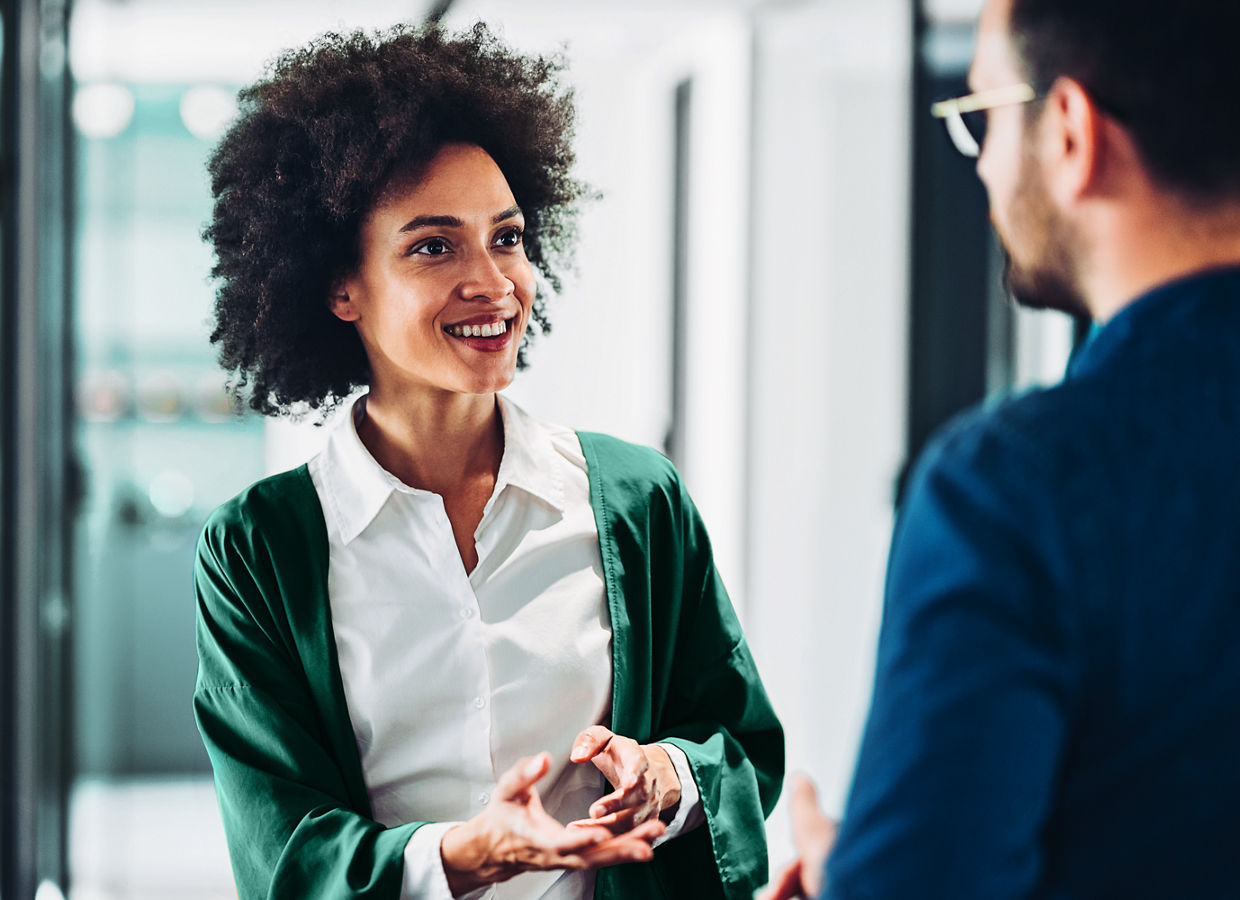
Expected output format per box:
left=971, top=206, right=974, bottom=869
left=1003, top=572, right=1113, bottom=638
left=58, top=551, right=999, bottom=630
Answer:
left=920, top=383, right=1090, bottom=479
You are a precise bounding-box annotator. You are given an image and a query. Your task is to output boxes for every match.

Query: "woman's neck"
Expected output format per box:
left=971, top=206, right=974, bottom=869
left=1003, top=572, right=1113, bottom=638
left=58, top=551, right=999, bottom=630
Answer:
left=357, top=387, right=504, bottom=496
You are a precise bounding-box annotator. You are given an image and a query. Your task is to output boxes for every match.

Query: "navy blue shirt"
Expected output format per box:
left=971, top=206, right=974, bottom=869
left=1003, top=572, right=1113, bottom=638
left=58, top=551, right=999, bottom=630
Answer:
left=826, top=267, right=1240, bottom=899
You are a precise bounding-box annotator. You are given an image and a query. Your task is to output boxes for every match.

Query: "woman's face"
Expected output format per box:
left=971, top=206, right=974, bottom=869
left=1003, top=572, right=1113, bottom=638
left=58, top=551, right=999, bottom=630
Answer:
left=332, top=143, right=537, bottom=403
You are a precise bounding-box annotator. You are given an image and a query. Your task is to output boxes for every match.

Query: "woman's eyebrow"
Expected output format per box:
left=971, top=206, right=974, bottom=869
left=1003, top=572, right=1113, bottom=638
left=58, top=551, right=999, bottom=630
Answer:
left=398, top=206, right=524, bottom=234
left=399, top=214, right=463, bottom=233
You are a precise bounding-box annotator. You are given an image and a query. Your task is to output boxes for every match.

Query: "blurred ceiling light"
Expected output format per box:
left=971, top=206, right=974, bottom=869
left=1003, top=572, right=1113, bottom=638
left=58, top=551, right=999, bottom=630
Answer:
left=72, top=83, right=135, bottom=139
left=148, top=470, right=196, bottom=520
left=180, top=85, right=239, bottom=141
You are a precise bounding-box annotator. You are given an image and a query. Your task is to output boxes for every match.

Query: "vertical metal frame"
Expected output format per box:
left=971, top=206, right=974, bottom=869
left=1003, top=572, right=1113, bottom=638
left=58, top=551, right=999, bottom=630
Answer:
left=1, top=0, right=73, bottom=897
left=904, top=4, right=993, bottom=502
left=664, top=77, right=692, bottom=466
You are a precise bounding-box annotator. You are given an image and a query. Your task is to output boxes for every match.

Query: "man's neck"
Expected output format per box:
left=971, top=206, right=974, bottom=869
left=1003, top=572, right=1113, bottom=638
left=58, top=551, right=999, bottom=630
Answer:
left=1082, top=199, right=1240, bottom=323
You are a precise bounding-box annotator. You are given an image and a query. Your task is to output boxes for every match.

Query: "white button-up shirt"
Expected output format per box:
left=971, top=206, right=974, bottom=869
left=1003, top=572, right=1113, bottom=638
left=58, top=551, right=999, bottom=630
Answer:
left=307, top=395, right=699, bottom=900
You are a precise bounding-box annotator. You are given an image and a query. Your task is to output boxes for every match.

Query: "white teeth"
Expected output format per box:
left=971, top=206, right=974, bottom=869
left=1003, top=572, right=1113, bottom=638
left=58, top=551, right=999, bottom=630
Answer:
left=448, top=319, right=508, bottom=338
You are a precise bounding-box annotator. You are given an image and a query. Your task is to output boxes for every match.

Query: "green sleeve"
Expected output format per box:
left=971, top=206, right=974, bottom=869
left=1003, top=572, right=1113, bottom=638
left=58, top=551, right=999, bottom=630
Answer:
left=653, top=471, right=784, bottom=900
left=582, top=435, right=784, bottom=900
left=193, top=472, right=420, bottom=899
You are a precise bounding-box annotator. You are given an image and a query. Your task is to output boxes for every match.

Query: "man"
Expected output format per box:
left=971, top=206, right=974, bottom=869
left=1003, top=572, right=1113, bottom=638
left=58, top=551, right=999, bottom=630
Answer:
left=766, top=0, right=1240, bottom=897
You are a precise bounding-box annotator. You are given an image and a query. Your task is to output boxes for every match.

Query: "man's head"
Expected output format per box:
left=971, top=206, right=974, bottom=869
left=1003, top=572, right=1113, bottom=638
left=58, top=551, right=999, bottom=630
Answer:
left=967, top=0, right=1240, bottom=316
left=1008, top=0, right=1240, bottom=204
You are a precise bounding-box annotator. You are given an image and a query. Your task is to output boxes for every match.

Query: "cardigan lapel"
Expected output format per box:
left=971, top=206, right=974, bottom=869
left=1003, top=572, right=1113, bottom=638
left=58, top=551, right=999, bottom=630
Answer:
left=277, top=464, right=376, bottom=819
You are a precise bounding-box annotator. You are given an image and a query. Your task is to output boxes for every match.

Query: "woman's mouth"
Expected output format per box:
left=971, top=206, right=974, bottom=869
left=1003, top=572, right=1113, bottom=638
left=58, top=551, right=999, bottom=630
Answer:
left=443, top=316, right=517, bottom=351
left=445, top=318, right=510, bottom=338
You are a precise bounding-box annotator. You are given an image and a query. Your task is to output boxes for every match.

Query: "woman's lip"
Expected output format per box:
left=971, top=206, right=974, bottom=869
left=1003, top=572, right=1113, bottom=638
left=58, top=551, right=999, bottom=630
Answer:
left=445, top=313, right=515, bottom=328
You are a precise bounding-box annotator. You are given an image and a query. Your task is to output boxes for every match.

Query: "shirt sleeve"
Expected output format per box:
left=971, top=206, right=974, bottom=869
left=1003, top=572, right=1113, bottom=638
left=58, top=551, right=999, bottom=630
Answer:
left=399, top=821, right=482, bottom=900
left=824, top=419, right=1080, bottom=900
left=652, top=742, right=704, bottom=845
left=194, top=503, right=423, bottom=899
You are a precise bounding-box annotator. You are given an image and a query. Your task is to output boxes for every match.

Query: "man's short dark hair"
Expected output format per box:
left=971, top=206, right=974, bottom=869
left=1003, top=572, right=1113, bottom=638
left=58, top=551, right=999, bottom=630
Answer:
left=1009, top=0, right=1240, bottom=204
left=204, top=23, right=585, bottom=417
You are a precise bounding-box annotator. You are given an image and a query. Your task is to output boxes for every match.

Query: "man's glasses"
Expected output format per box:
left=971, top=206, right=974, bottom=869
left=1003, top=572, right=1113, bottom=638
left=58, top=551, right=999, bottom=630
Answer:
left=930, top=83, right=1039, bottom=157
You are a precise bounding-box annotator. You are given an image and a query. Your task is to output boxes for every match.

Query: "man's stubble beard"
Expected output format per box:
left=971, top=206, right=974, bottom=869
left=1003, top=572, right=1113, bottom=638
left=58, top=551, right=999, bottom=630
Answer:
left=999, top=145, right=1091, bottom=318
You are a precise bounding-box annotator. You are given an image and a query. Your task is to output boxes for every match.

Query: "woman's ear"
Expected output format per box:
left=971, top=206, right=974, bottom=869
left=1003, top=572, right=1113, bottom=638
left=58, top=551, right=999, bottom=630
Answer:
left=329, top=278, right=360, bottom=322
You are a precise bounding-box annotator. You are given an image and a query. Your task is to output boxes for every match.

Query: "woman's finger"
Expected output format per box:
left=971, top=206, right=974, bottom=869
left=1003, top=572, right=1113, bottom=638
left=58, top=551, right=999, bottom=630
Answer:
left=567, top=806, right=641, bottom=835
left=570, top=725, right=614, bottom=762
left=588, top=782, right=647, bottom=820
left=495, top=752, right=551, bottom=801
left=562, top=837, right=655, bottom=869
left=546, top=823, right=613, bottom=853
left=586, top=734, right=644, bottom=796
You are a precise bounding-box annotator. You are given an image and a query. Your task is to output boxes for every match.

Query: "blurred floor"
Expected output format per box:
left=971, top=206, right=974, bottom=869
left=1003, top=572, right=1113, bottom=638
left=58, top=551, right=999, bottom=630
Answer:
left=69, top=776, right=234, bottom=900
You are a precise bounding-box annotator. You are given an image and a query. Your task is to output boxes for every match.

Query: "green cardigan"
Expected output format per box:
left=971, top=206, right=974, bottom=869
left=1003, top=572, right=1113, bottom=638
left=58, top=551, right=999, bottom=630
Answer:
left=194, top=432, right=783, bottom=899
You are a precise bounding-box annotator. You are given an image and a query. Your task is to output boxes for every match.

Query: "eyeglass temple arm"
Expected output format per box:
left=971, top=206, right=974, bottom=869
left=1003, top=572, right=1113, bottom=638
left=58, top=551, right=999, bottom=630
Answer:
left=930, top=82, right=1037, bottom=118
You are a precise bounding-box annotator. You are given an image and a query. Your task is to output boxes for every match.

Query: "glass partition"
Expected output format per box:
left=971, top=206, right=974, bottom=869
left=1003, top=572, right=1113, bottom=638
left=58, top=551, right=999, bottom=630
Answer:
left=69, top=76, right=263, bottom=899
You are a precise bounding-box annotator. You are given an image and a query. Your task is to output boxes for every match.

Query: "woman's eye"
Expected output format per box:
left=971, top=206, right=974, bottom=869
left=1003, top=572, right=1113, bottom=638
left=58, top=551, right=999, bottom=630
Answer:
left=413, top=238, right=449, bottom=256
left=495, top=228, right=523, bottom=248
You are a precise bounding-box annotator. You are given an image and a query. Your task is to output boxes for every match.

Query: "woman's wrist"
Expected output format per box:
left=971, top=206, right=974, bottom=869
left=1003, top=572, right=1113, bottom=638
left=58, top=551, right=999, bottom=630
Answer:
left=648, top=744, right=683, bottom=817
left=440, top=822, right=488, bottom=895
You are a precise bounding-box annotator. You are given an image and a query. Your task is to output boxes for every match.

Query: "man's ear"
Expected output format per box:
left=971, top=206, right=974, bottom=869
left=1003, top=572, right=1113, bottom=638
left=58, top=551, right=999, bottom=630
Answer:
left=329, top=277, right=359, bottom=322
left=1043, top=76, right=1105, bottom=206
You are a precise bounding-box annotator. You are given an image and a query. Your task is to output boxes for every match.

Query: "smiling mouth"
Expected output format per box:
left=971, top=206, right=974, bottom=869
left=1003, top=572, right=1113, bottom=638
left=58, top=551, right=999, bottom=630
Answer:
left=444, top=317, right=513, bottom=339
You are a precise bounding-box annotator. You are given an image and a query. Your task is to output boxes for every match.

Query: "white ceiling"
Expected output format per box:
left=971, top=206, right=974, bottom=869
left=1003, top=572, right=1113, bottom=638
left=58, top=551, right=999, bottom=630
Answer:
left=71, top=0, right=967, bottom=85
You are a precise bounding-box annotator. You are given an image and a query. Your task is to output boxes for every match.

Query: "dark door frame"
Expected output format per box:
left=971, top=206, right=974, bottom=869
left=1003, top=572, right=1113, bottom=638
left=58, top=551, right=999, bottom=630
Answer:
left=1, top=0, right=74, bottom=897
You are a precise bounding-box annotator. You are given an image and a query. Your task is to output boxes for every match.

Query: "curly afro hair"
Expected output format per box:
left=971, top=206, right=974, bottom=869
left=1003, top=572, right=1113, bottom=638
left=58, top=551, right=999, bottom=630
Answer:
left=203, top=22, right=586, bottom=416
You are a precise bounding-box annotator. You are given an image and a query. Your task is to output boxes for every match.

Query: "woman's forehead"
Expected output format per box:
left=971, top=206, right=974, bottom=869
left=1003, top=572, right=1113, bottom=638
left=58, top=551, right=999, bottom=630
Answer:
left=366, top=144, right=519, bottom=229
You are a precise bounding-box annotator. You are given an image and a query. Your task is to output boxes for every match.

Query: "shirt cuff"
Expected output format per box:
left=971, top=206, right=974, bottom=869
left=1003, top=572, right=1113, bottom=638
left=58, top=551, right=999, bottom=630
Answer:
left=401, top=821, right=492, bottom=900
left=653, top=742, right=704, bottom=846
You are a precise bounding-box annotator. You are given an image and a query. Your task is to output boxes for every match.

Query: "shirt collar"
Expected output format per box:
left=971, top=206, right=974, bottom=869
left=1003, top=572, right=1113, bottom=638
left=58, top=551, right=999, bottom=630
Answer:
left=317, top=393, right=566, bottom=545
left=494, top=394, right=566, bottom=514
left=317, top=396, right=409, bottom=545
left=1067, top=264, right=1240, bottom=381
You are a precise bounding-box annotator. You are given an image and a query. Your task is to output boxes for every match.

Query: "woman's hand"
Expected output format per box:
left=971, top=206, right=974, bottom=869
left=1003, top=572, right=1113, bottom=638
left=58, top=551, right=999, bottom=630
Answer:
left=568, top=725, right=683, bottom=834
left=440, top=752, right=665, bottom=895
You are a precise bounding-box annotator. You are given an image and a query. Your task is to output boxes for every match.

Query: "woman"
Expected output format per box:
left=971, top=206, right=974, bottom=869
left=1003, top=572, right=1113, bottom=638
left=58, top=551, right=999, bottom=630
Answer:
left=194, top=22, right=782, bottom=900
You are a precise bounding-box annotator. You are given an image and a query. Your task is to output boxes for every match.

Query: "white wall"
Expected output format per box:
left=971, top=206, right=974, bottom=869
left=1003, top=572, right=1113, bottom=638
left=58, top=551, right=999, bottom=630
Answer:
left=743, top=0, right=912, bottom=869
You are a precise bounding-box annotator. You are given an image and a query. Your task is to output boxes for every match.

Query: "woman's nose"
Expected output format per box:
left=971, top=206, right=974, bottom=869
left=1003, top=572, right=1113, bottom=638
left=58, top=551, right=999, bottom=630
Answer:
left=459, top=249, right=514, bottom=301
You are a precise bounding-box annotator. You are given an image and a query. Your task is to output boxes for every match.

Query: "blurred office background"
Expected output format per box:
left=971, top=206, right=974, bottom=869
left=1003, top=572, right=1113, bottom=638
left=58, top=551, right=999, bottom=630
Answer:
left=0, top=0, right=1078, bottom=897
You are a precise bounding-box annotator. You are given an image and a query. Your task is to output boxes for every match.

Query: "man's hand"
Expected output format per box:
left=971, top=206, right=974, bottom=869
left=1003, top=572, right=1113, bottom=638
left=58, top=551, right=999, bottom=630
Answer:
left=440, top=752, right=665, bottom=895
left=568, top=725, right=682, bottom=834
left=761, top=774, right=840, bottom=900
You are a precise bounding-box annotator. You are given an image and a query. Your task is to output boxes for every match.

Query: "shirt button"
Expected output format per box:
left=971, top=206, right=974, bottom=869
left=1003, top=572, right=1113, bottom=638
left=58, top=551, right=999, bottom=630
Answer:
left=474, top=696, right=486, bottom=709
left=459, top=607, right=474, bottom=620
left=478, top=792, right=490, bottom=805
